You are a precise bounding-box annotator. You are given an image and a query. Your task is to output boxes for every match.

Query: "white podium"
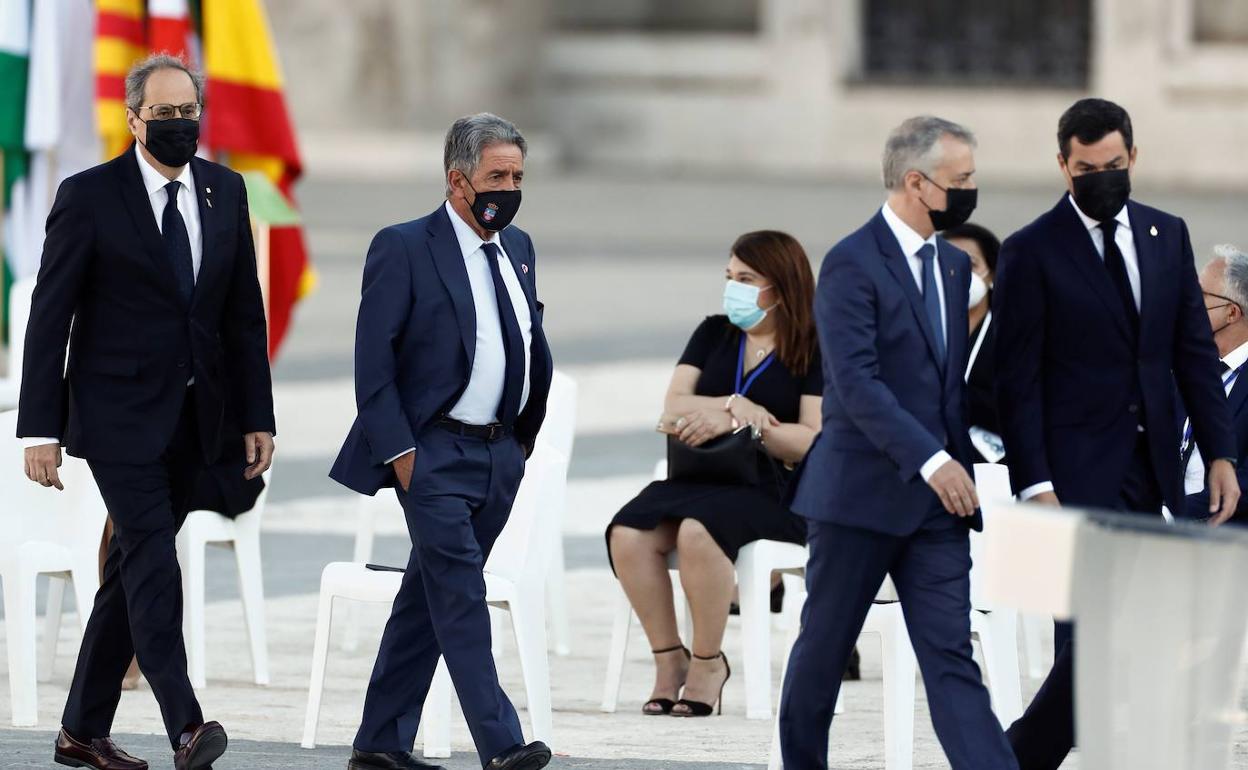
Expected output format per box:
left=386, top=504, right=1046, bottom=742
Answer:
left=981, top=499, right=1248, bottom=770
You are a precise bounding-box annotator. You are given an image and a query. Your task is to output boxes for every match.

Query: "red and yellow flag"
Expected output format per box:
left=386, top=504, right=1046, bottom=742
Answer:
left=95, top=0, right=146, bottom=159
left=203, top=0, right=311, bottom=358
left=147, top=0, right=194, bottom=60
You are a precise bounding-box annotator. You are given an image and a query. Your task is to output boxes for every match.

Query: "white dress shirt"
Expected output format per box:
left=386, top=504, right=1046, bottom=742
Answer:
left=1019, top=196, right=1139, bottom=500
left=386, top=203, right=533, bottom=464
left=23, top=146, right=203, bottom=448
left=1183, top=340, right=1248, bottom=495
left=880, top=202, right=952, bottom=482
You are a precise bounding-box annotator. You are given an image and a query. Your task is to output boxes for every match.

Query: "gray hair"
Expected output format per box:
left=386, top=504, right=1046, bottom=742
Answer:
left=125, top=53, right=204, bottom=114
left=1214, top=244, right=1248, bottom=309
left=882, top=116, right=977, bottom=191
left=443, top=113, right=527, bottom=196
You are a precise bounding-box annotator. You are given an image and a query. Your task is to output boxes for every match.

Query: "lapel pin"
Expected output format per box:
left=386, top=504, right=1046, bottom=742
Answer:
left=522, top=264, right=529, bottom=274
left=205, top=187, right=213, bottom=208
left=1149, top=225, right=1158, bottom=236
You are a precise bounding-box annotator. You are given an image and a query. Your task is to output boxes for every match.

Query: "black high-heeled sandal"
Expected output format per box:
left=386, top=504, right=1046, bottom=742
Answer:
left=643, top=645, right=691, bottom=715
left=671, top=651, right=731, bottom=717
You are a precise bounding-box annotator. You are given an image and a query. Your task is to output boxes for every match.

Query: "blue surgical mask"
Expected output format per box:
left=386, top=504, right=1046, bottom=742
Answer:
left=723, top=280, right=772, bottom=331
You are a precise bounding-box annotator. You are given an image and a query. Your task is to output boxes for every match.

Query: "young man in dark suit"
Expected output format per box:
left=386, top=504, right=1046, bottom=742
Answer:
left=779, top=116, right=1018, bottom=770
left=18, top=55, right=274, bottom=770
left=331, top=113, right=554, bottom=770
left=993, top=98, right=1239, bottom=770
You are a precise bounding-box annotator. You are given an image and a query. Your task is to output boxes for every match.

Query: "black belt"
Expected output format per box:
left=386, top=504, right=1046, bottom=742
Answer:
left=436, top=417, right=511, bottom=441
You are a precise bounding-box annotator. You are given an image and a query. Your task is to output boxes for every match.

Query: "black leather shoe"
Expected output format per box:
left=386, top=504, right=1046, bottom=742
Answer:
left=174, top=722, right=227, bottom=770
left=485, top=741, right=552, bottom=770
left=348, top=749, right=447, bottom=770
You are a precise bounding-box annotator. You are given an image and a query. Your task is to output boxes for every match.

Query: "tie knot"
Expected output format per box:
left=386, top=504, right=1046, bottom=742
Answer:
left=481, top=242, right=500, bottom=260
left=164, top=180, right=181, bottom=202
left=916, top=243, right=936, bottom=263
left=1099, top=219, right=1118, bottom=238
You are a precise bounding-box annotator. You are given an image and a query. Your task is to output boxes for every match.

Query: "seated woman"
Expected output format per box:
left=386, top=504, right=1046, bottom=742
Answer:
left=606, top=230, right=821, bottom=717
left=942, top=222, right=1004, bottom=464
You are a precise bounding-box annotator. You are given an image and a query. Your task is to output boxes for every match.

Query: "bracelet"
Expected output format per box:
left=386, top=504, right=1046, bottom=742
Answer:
left=725, top=393, right=740, bottom=412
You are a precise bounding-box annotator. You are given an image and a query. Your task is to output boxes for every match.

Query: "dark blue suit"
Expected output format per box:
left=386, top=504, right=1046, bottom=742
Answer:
left=330, top=205, right=552, bottom=763
left=993, top=196, right=1234, bottom=769
left=780, top=211, right=1016, bottom=769
left=1182, top=371, right=1248, bottom=523
left=17, top=148, right=274, bottom=747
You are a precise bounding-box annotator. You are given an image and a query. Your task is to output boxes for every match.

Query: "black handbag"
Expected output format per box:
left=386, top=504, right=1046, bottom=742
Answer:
left=666, top=425, right=762, bottom=486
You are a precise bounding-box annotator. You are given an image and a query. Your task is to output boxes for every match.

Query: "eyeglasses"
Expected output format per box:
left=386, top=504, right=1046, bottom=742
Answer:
left=141, top=103, right=202, bottom=121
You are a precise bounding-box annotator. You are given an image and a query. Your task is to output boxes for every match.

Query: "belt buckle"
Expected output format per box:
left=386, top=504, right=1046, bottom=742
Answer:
left=487, top=424, right=502, bottom=441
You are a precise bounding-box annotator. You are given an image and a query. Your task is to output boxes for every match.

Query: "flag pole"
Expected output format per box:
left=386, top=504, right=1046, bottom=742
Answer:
left=0, top=151, right=8, bottom=355
left=254, top=217, right=271, bottom=340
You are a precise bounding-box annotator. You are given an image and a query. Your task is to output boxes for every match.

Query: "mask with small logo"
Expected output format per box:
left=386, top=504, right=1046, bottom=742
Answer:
left=723, top=280, right=773, bottom=331
left=464, top=178, right=522, bottom=232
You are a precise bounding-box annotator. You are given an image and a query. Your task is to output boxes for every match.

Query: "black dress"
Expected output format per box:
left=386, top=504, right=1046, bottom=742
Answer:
left=607, top=315, right=820, bottom=568
left=966, top=311, right=1004, bottom=464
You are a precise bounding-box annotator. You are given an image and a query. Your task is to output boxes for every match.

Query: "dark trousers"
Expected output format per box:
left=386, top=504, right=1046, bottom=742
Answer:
left=62, top=389, right=204, bottom=749
left=779, top=508, right=1018, bottom=770
left=354, top=428, right=527, bottom=764
left=1006, top=433, right=1164, bottom=769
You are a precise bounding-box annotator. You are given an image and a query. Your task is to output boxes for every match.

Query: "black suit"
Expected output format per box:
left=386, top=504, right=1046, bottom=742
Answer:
left=993, top=195, right=1234, bottom=769
left=1182, top=363, right=1248, bottom=523
left=17, top=147, right=275, bottom=747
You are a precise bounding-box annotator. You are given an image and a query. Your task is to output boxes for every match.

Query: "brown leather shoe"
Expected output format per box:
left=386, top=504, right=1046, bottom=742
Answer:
left=173, top=721, right=227, bottom=770
left=54, top=727, right=149, bottom=770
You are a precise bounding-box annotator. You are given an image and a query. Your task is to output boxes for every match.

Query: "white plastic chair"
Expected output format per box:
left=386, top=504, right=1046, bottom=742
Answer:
left=0, top=277, right=35, bottom=409
left=301, top=445, right=566, bottom=756
left=1021, top=613, right=1051, bottom=679
left=599, top=460, right=811, bottom=719
left=340, top=493, right=394, bottom=653
left=767, top=572, right=917, bottom=770
left=535, top=370, right=577, bottom=657
left=0, top=410, right=107, bottom=726
left=176, top=469, right=272, bottom=689
left=970, top=463, right=1025, bottom=727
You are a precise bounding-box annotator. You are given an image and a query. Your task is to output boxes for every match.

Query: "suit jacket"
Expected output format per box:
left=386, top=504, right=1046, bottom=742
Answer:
left=330, top=205, right=554, bottom=496
left=993, top=196, right=1233, bottom=514
left=790, top=210, right=981, bottom=536
left=16, top=147, right=275, bottom=465
left=1183, top=374, right=1248, bottom=523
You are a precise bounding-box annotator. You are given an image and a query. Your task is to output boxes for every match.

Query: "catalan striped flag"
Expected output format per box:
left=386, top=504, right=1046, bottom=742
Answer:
left=95, top=0, right=146, bottom=160
left=203, top=0, right=311, bottom=358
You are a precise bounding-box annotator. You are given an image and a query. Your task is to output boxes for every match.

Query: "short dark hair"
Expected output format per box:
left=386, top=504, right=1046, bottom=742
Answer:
left=942, top=222, right=1000, bottom=275
left=1057, top=98, right=1133, bottom=159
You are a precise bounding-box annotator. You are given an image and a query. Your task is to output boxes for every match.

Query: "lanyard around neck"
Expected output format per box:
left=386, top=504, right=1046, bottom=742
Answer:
left=735, top=335, right=776, bottom=397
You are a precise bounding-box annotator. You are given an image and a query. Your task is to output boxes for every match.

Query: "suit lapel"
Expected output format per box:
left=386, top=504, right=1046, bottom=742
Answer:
left=1228, top=370, right=1248, bottom=419
left=189, top=158, right=221, bottom=311
left=872, top=213, right=945, bottom=373
left=1128, top=200, right=1159, bottom=353
left=427, top=206, right=477, bottom=365
left=115, top=146, right=181, bottom=299
left=1052, top=196, right=1132, bottom=342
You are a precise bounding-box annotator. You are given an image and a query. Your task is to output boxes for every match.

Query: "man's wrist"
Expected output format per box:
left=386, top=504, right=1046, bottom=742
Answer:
left=1212, top=457, right=1237, bottom=467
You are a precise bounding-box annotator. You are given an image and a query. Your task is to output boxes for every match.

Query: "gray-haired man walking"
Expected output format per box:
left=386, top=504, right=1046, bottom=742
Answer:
left=330, top=113, right=553, bottom=770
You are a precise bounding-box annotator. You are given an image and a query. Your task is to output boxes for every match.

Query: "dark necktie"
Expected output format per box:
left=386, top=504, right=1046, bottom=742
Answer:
left=482, top=242, right=525, bottom=426
left=1181, top=360, right=1232, bottom=470
left=1099, top=220, right=1138, bottom=335
left=162, top=180, right=195, bottom=305
left=917, top=243, right=946, bottom=364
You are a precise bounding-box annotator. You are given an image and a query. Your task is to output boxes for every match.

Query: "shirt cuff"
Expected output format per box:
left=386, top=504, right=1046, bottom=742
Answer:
left=919, top=451, right=953, bottom=483
left=22, top=437, right=60, bottom=448
left=1020, top=481, right=1055, bottom=500
left=385, top=448, right=415, bottom=465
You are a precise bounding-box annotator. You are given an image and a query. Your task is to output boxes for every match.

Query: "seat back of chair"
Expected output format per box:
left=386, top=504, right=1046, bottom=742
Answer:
left=6, top=277, right=35, bottom=386
left=485, top=444, right=568, bottom=586
left=536, top=370, right=577, bottom=460
left=971, top=463, right=1014, bottom=610
left=0, top=410, right=107, bottom=561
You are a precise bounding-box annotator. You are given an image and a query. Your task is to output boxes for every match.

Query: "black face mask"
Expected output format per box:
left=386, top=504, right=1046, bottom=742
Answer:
left=1070, top=168, right=1131, bottom=223
left=920, top=174, right=978, bottom=231
left=464, top=178, right=522, bottom=232
left=139, top=116, right=200, bottom=167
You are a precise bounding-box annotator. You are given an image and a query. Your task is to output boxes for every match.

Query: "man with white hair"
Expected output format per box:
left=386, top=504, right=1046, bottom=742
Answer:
left=1183, top=244, right=1248, bottom=523
left=331, top=113, right=554, bottom=770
